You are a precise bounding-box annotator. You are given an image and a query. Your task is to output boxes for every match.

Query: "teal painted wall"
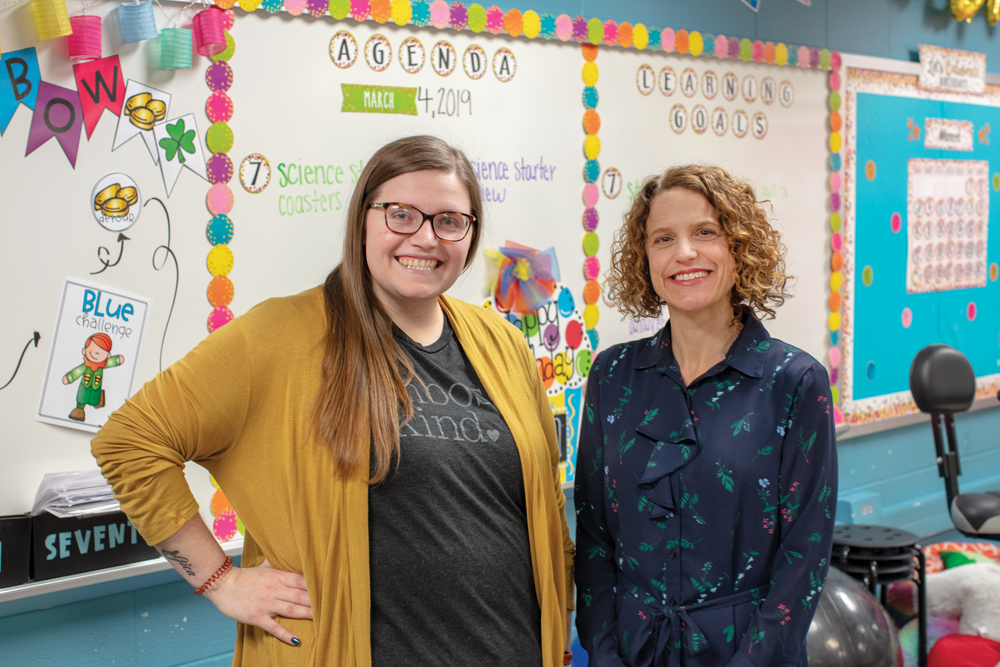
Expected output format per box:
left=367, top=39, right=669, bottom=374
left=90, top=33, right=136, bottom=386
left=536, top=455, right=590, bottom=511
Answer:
left=1, top=582, right=235, bottom=667
left=3, top=1, right=1000, bottom=665
left=836, top=407, right=1000, bottom=536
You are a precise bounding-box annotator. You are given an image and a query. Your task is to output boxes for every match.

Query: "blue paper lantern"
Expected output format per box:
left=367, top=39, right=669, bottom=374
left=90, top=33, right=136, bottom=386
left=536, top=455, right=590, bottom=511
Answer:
left=120, top=0, right=158, bottom=44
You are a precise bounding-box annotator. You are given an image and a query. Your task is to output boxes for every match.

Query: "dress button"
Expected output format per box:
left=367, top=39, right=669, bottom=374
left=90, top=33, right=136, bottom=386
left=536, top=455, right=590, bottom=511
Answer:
left=670, top=550, right=677, bottom=559
left=669, top=598, right=677, bottom=606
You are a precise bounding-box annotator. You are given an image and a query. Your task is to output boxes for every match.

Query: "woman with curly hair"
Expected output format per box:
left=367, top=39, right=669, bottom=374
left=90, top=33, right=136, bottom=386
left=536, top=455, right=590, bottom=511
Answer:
left=575, top=165, right=837, bottom=666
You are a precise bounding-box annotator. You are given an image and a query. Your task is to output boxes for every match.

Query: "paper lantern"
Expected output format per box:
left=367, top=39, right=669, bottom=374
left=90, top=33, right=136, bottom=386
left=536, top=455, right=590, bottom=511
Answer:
left=68, top=15, right=102, bottom=60
left=120, top=0, right=158, bottom=43
left=32, top=0, right=73, bottom=40
left=193, top=8, right=225, bottom=57
left=160, top=27, right=192, bottom=69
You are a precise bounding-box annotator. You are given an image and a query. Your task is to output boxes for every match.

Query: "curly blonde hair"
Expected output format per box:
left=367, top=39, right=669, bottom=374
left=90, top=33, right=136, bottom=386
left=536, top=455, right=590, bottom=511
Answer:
left=609, top=164, right=790, bottom=324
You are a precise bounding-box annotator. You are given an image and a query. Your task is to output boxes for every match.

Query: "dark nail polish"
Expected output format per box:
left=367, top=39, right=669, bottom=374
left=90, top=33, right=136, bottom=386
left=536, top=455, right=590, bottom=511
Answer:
left=291, top=637, right=301, bottom=646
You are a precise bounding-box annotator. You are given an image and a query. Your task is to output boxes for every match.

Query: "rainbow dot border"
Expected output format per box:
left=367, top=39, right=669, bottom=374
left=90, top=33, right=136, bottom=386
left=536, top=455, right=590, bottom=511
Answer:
left=580, top=44, right=601, bottom=346
left=233, top=1, right=838, bottom=72
left=206, top=4, right=237, bottom=335
left=825, top=53, right=844, bottom=425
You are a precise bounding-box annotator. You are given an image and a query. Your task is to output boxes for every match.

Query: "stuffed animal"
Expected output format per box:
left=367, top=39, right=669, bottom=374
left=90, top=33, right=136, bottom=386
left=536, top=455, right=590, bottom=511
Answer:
left=892, top=551, right=1000, bottom=667
left=925, top=562, right=1000, bottom=641
left=898, top=616, right=960, bottom=667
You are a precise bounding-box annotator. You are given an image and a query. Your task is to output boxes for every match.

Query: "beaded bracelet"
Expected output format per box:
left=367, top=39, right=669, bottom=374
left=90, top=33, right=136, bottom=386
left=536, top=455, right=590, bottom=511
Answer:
left=563, top=651, right=573, bottom=665
left=195, top=555, right=233, bottom=595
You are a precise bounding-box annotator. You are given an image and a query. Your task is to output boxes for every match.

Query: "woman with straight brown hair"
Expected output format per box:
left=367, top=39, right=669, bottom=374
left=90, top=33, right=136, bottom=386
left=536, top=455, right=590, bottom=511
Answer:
left=92, top=135, right=574, bottom=667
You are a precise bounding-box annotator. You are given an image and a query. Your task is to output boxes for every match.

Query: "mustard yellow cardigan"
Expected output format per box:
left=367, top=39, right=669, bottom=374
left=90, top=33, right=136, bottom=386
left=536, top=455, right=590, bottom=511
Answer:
left=92, top=287, right=575, bottom=667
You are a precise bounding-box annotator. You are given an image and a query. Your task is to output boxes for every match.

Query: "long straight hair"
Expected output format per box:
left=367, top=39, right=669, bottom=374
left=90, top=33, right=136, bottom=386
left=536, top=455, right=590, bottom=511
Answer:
left=314, top=136, right=483, bottom=484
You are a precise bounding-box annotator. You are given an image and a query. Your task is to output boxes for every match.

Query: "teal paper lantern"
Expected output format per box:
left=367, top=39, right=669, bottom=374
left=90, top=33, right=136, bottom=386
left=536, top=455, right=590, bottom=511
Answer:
left=160, top=27, right=192, bottom=69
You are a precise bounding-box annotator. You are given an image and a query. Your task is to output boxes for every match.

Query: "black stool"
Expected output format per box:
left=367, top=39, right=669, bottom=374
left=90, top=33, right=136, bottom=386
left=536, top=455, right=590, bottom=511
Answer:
left=831, top=524, right=927, bottom=667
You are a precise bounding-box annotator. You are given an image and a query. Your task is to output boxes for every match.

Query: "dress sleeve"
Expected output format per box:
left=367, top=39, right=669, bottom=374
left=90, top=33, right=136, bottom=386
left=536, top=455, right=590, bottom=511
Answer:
left=727, top=363, right=838, bottom=667
left=574, top=357, right=628, bottom=666
left=90, top=318, right=253, bottom=546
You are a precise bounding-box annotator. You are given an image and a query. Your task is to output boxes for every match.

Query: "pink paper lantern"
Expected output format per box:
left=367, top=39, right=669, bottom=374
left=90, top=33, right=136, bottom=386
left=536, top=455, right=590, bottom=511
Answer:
left=68, top=15, right=102, bottom=60
left=193, top=7, right=226, bottom=57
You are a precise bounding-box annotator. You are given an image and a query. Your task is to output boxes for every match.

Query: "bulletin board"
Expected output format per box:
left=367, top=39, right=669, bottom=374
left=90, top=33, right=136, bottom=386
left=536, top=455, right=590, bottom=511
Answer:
left=0, top=0, right=837, bottom=535
left=837, top=56, right=1000, bottom=426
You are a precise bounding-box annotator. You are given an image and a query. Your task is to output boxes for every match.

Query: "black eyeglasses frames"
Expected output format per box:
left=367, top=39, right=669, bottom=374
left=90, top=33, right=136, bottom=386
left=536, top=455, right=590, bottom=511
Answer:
left=369, top=202, right=476, bottom=242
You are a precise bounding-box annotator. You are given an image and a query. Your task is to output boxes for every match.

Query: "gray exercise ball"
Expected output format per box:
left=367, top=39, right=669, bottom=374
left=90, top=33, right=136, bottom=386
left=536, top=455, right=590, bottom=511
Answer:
left=807, top=567, right=901, bottom=667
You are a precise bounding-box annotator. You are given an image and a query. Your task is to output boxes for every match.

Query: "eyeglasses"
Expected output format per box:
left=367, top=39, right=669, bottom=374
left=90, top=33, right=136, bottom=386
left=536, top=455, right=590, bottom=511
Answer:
left=369, top=202, right=476, bottom=242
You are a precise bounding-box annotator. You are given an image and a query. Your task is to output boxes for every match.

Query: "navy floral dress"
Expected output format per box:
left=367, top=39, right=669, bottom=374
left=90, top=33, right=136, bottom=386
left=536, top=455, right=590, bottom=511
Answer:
left=575, top=316, right=837, bottom=667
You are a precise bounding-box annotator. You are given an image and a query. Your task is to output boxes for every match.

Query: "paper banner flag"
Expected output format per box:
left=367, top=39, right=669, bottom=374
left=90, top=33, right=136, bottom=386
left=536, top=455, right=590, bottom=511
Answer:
left=26, top=82, right=84, bottom=168
left=1, top=48, right=41, bottom=135
left=74, top=56, right=126, bottom=140
left=488, top=241, right=561, bottom=314
left=153, top=113, right=208, bottom=196
left=112, top=80, right=172, bottom=164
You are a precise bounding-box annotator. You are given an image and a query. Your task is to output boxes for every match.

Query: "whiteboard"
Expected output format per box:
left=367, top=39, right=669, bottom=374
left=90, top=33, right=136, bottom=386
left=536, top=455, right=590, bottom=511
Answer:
left=592, top=49, right=829, bottom=357
left=0, top=2, right=831, bottom=518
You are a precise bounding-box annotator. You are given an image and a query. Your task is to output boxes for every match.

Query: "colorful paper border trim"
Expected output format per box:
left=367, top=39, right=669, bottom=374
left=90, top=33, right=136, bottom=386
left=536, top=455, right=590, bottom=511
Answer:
left=580, top=43, right=601, bottom=351
left=826, top=53, right=843, bottom=425
left=205, top=5, right=237, bottom=337
left=234, top=1, right=839, bottom=72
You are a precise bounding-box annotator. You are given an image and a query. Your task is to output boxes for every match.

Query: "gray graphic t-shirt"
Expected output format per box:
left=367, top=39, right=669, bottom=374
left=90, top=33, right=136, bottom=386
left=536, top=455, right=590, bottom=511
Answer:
left=369, top=317, right=542, bottom=666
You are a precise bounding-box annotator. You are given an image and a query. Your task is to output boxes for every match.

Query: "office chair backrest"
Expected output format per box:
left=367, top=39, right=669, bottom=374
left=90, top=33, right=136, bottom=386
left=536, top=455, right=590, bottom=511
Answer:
left=909, top=344, right=975, bottom=414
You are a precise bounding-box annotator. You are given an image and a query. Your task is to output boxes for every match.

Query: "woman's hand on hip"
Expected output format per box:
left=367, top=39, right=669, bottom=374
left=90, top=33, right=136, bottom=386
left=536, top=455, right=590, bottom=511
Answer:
left=204, top=558, right=312, bottom=646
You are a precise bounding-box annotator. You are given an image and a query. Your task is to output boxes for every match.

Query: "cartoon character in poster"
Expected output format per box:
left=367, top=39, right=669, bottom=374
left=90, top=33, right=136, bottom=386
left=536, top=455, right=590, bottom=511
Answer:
left=61, top=333, right=125, bottom=421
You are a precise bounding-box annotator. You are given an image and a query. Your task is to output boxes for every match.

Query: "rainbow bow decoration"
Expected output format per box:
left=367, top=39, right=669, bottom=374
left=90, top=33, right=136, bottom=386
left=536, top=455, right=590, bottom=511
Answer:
left=486, top=241, right=560, bottom=314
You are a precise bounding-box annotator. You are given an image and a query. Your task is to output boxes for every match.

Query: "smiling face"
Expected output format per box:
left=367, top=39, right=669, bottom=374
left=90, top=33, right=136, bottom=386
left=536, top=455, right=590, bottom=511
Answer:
left=645, top=187, right=736, bottom=321
left=364, top=169, right=473, bottom=318
left=83, top=341, right=110, bottom=364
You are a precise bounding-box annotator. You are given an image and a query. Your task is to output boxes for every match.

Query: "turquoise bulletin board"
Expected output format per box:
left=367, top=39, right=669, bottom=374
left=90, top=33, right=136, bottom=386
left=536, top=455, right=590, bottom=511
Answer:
left=0, top=1, right=837, bottom=537
left=839, top=66, right=1000, bottom=425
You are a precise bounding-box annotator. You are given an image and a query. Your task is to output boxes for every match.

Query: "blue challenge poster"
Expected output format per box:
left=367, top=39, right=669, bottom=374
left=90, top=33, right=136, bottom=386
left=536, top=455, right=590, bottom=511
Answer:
left=854, top=93, right=1000, bottom=401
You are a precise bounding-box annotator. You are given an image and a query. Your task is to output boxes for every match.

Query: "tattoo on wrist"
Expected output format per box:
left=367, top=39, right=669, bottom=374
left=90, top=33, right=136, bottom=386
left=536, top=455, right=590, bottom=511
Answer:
left=161, top=549, right=197, bottom=577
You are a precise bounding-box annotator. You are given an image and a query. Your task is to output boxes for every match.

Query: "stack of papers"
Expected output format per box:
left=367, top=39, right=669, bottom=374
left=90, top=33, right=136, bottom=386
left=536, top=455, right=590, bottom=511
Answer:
left=32, top=469, right=120, bottom=518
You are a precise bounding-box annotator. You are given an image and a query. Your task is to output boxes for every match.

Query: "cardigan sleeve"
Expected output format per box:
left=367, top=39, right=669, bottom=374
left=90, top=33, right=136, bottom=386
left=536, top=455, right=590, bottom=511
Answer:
left=574, top=356, right=628, bottom=666
left=90, top=317, right=253, bottom=546
left=525, top=335, right=577, bottom=610
left=504, top=315, right=577, bottom=611
left=727, top=363, right=838, bottom=667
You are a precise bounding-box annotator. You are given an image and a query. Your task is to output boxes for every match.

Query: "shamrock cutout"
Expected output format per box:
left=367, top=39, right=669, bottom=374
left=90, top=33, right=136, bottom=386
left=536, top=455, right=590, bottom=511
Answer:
left=159, top=119, right=197, bottom=164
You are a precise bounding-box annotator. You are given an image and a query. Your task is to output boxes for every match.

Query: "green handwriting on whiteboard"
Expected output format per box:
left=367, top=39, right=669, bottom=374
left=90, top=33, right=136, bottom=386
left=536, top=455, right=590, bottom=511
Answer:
left=626, top=180, right=789, bottom=201
left=341, top=84, right=418, bottom=115
left=758, top=185, right=789, bottom=199
left=626, top=179, right=643, bottom=201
